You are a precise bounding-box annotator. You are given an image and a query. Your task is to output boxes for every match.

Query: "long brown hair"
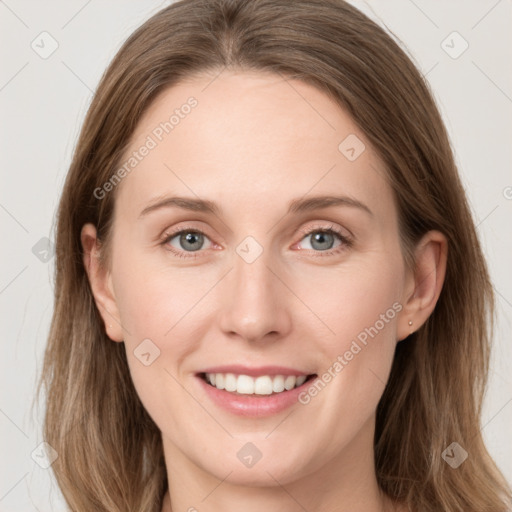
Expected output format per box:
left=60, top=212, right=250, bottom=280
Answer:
left=37, top=0, right=512, bottom=510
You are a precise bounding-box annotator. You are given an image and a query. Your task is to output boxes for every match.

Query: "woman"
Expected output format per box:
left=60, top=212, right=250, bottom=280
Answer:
left=37, top=0, right=512, bottom=510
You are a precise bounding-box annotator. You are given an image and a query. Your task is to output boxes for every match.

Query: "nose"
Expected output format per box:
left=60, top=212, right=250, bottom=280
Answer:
left=217, top=244, right=292, bottom=344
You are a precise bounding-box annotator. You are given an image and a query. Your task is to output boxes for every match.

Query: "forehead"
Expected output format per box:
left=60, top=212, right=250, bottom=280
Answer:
left=114, top=70, right=395, bottom=224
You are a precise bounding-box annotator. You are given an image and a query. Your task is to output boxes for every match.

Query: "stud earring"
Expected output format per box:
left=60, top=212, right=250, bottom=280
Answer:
left=408, top=320, right=413, bottom=326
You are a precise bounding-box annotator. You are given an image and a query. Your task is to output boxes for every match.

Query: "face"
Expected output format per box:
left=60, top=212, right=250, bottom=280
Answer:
left=90, top=71, right=413, bottom=486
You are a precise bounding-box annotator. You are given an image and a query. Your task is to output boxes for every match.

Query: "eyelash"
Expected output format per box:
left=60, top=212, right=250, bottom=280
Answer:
left=160, top=224, right=353, bottom=259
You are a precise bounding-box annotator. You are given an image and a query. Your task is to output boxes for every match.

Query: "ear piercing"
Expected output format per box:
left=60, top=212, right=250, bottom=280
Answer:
left=408, top=320, right=413, bottom=326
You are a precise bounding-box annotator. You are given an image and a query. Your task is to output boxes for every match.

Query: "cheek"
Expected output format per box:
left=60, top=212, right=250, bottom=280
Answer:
left=311, top=255, right=403, bottom=350
left=112, top=252, right=200, bottom=341
left=305, top=257, right=403, bottom=407
left=115, top=262, right=200, bottom=432
left=110, top=257, right=198, bottom=406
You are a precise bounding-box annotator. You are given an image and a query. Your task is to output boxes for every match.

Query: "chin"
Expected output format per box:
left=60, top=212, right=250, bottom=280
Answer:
left=201, top=446, right=318, bottom=488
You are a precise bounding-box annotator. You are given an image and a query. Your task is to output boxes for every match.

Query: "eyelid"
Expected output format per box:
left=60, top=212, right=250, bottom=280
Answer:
left=295, top=222, right=352, bottom=242
left=159, top=221, right=216, bottom=243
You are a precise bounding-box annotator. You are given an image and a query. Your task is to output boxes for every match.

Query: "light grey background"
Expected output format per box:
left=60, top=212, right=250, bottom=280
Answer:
left=1, top=1, right=511, bottom=509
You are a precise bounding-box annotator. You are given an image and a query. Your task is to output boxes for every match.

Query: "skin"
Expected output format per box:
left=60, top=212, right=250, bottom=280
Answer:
left=81, top=70, right=447, bottom=512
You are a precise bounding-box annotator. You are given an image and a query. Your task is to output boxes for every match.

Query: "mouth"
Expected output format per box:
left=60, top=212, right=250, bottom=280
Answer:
left=199, top=372, right=317, bottom=395
left=195, top=367, right=317, bottom=417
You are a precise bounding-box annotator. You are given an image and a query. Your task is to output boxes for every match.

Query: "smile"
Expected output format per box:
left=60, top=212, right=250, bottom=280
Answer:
left=196, top=366, right=318, bottom=417
left=202, top=372, right=312, bottom=395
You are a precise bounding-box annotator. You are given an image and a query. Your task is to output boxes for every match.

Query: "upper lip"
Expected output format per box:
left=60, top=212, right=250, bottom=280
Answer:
left=197, top=365, right=314, bottom=377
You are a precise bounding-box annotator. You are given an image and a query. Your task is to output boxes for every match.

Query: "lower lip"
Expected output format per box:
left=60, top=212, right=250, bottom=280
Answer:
left=197, top=375, right=314, bottom=417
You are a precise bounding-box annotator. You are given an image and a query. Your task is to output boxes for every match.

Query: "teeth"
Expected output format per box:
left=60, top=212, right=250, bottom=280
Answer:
left=295, top=375, right=307, bottom=387
left=284, top=375, right=296, bottom=390
left=215, top=373, right=224, bottom=390
left=204, top=373, right=309, bottom=395
left=225, top=373, right=237, bottom=392
left=237, top=374, right=255, bottom=394
left=254, top=376, right=273, bottom=395
left=272, top=375, right=285, bottom=393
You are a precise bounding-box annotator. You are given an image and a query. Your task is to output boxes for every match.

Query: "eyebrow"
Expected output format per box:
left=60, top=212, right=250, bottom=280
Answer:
left=138, top=194, right=373, bottom=218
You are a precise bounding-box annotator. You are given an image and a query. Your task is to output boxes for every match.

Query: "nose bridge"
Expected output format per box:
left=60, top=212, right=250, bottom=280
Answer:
left=218, top=237, right=291, bottom=342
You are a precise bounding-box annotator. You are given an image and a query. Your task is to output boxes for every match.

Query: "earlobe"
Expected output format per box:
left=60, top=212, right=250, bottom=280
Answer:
left=397, top=230, right=448, bottom=341
left=80, top=223, right=124, bottom=342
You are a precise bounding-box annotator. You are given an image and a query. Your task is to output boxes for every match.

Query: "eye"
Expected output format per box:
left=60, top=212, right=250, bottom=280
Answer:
left=295, top=224, right=352, bottom=256
left=162, top=228, right=214, bottom=258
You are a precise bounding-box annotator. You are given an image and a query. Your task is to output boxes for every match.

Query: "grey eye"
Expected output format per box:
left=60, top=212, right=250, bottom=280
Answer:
left=167, top=231, right=212, bottom=252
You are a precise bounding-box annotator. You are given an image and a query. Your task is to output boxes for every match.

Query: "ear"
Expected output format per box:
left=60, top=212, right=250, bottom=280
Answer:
left=397, top=230, right=448, bottom=341
left=81, top=223, right=124, bottom=342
